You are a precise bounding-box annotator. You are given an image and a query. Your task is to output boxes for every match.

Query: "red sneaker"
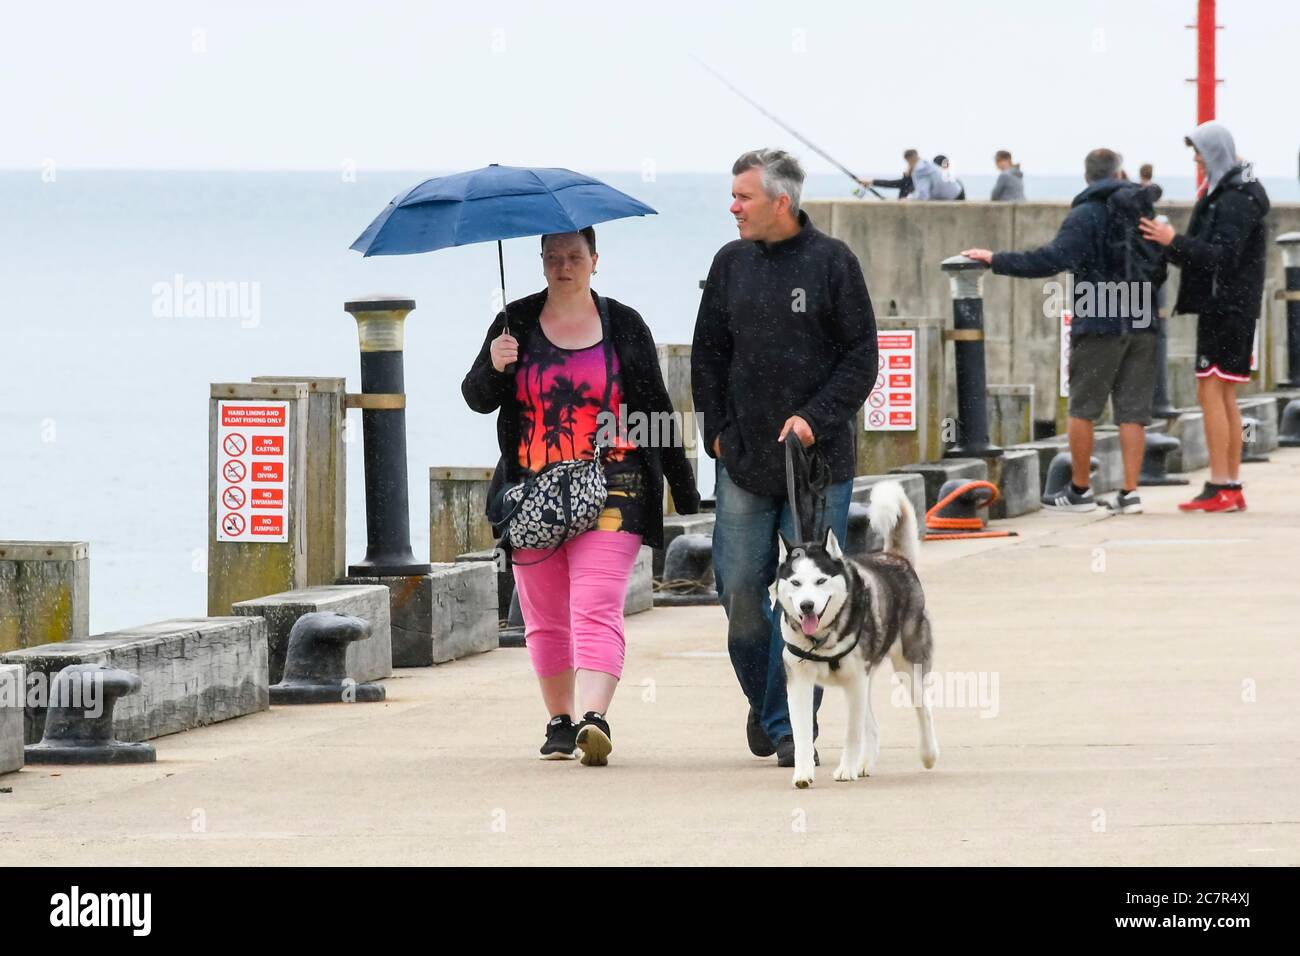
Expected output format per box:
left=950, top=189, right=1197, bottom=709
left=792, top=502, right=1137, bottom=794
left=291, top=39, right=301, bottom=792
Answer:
left=1178, top=488, right=1241, bottom=513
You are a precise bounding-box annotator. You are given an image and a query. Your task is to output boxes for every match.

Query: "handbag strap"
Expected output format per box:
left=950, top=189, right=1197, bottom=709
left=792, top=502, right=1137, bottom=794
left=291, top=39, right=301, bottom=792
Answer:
left=592, top=295, right=614, bottom=458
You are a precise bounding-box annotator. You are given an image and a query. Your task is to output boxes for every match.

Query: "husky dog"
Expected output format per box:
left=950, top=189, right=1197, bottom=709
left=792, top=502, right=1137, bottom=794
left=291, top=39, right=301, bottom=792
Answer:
left=773, top=481, right=939, bottom=789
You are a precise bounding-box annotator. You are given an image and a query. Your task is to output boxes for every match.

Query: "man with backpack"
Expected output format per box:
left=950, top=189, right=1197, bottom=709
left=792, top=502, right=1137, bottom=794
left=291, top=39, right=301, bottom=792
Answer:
left=1139, top=122, right=1270, bottom=513
left=963, top=147, right=1165, bottom=514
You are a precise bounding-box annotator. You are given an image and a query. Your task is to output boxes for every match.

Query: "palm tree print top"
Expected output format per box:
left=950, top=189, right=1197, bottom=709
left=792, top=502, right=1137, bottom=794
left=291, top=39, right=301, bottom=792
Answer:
left=514, top=326, right=637, bottom=472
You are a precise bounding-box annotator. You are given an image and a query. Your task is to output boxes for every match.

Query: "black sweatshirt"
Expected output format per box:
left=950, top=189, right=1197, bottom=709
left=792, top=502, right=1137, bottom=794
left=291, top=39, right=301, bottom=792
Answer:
left=691, top=210, right=878, bottom=497
left=1168, top=166, right=1271, bottom=324
left=461, top=289, right=699, bottom=550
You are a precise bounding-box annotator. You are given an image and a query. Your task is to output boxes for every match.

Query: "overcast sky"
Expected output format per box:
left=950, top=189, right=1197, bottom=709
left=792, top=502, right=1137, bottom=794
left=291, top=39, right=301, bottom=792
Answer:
left=4, top=0, right=1297, bottom=177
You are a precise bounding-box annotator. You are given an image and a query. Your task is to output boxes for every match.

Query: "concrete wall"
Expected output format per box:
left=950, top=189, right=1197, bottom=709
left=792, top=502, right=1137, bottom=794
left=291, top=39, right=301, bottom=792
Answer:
left=807, top=200, right=1300, bottom=423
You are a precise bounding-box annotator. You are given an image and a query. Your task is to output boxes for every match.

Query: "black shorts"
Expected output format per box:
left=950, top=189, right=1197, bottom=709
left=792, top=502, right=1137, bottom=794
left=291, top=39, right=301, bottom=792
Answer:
left=1195, top=313, right=1256, bottom=382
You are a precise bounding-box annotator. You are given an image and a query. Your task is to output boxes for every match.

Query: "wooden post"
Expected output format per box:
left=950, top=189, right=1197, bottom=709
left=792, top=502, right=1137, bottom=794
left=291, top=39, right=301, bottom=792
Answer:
left=856, top=317, right=947, bottom=472
left=251, top=376, right=346, bottom=584
left=208, top=382, right=309, bottom=615
left=656, top=344, right=697, bottom=515
left=0, top=541, right=89, bottom=652
left=428, top=467, right=498, bottom=563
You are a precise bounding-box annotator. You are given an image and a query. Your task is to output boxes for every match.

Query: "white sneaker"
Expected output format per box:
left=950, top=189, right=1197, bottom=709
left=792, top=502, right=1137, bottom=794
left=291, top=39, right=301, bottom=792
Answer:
left=1042, top=485, right=1097, bottom=512
left=1109, top=490, right=1144, bottom=515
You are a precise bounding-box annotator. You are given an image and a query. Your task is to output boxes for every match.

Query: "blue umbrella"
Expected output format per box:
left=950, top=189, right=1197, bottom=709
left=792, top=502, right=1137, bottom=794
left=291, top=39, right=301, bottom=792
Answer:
left=350, top=164, right=656, bottom=333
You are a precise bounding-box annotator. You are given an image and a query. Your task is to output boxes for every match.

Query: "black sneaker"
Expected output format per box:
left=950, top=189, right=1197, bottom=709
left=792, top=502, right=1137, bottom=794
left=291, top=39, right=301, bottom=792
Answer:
left=775, top=736, right=819, bottom=768
left=1042, top=484, right=1097, bottom=512
left=747, top=707, right=776, bottom=757
left=539, top=714, right=577, bottom=760
left=575, top=711, right=613, bottom=767
left=1108, top=489, right=1144, bottom=515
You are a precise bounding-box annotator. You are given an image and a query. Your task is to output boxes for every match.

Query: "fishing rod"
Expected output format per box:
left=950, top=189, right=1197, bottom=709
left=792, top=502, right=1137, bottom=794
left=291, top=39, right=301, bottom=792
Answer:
left=692, top=55, right=885, bottom=200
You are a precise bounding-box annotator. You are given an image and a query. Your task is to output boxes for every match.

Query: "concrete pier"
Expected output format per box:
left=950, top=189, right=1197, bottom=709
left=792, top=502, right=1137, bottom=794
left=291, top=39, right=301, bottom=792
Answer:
left=1, top=448, right=1295, bottom=864
left=1, top=617, right=269, bottom=744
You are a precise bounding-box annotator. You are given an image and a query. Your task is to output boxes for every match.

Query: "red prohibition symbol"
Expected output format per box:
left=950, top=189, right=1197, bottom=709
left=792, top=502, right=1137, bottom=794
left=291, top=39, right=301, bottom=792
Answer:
left=223, top=460, right=247, bottom=482
left=222, top=486, right=246, bottom=509
left=222, top=512, right=246, bottom=536
left=223, top=433, right=247, bottom=456
left=868, top=410, right=886, bottom=427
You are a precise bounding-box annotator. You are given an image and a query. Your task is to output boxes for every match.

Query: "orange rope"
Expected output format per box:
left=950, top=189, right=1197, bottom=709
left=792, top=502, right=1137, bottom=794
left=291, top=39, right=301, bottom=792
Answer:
left=924, top=530, right=1016, bottom=540
left=924, top=479, right=1000, bottom=532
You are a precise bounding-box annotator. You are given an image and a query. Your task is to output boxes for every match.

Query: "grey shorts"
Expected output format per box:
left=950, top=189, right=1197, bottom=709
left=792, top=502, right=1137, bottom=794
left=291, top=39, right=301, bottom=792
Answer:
left=1068, top=333, right=1157, bottom=424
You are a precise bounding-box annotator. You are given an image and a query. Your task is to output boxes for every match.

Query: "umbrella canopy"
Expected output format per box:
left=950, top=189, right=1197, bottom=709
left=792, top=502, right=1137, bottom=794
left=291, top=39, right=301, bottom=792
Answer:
left=350, top=164, right=657, bottom=257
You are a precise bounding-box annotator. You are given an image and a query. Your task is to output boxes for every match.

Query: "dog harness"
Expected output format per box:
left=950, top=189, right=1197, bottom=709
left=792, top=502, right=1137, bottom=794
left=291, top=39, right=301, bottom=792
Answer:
left=783, top=634, right=860, bottom=671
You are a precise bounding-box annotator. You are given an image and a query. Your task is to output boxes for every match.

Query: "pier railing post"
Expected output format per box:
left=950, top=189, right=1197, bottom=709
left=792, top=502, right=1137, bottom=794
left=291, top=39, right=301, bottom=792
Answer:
left=940, top=256, right=1002, bottom=458
left=251, top=376, right=347, bottom=585
left=0, top=542, right=90, bottom=652
left=208, top=381, right=309, bottom=614
left=1276, top=233, right=1300, bottom=388
left=429, top=467, right=498, bottom=563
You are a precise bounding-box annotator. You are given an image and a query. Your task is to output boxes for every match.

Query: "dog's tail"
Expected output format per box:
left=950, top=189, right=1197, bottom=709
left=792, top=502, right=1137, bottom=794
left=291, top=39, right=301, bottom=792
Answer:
left=869, top=481, right=920, bottom=567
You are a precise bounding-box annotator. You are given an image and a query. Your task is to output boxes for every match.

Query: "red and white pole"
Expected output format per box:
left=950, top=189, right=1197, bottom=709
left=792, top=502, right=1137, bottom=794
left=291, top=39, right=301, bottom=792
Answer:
left=1193, top=0, right=1219, bottom=195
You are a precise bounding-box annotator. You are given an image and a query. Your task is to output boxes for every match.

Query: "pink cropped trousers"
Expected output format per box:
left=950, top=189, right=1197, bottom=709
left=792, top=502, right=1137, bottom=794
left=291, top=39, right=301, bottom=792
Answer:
left=511, top=530, right=642, bottom=680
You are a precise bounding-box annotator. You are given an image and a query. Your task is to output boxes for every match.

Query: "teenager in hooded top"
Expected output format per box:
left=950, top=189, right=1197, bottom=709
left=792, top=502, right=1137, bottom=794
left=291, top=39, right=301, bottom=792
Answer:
left=1139, top=121, right=1271, bottom=513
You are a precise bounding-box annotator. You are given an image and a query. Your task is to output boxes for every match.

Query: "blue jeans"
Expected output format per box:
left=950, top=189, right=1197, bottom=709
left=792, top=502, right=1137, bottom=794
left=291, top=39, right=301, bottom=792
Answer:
left=712, top=463, right=853, bottom=744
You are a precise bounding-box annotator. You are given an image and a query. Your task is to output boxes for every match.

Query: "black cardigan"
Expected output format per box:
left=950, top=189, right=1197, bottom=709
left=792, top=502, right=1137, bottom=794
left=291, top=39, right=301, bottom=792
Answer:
left=461, top=289, right=700, bottom=549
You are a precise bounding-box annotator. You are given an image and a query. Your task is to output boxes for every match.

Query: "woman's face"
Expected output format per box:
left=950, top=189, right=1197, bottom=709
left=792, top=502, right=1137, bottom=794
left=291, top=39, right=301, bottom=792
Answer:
left=541, top=233, right=597, bottom=291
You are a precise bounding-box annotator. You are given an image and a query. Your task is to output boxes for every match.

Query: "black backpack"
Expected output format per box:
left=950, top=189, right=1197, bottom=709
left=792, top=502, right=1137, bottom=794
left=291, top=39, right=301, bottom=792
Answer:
left=1101, top=183, right=1167, bottom=287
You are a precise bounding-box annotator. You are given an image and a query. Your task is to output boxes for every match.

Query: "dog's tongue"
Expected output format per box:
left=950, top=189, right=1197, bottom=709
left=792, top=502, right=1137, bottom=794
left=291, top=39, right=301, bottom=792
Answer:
left=800, top=613, right=819, bottom=636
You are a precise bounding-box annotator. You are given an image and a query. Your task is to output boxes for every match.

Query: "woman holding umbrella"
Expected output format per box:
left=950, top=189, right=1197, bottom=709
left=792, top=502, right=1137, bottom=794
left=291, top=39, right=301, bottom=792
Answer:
left=462, top=225, right=699, bottom=765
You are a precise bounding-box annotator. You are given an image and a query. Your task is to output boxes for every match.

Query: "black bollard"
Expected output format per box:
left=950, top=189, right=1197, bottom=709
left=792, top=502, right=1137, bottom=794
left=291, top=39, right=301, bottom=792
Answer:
left=940, top=256, right=1002, bottom=458
left=344, top=297, right=432, bottom=576
left=1151, top=286, right=1179, bottom=419
left=653, top=534, right=718, bottom=607
left=1139, top=432, right=1189, bottom=486
left=1279, top=401, right=1300, bottom=448
left=1041, top=451, right=1101, bottom=503
left=26, top=665, right=156, bottom=764
left=499, top=590, right=525, bottom=649
left=843, top=501, right=875, bottom=557
left=1277, top=233, right=1300, bottom=388
left=270, top=612, right=386, bottom=704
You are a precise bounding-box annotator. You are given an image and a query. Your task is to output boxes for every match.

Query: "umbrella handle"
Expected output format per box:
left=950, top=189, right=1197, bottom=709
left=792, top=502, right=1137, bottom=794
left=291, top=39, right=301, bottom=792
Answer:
left=498, top=238, right=515, bottom=373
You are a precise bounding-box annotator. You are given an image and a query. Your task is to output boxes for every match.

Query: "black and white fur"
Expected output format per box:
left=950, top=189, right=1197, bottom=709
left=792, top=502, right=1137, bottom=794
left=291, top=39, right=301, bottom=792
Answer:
left=773, top=481, right=939, bottom=789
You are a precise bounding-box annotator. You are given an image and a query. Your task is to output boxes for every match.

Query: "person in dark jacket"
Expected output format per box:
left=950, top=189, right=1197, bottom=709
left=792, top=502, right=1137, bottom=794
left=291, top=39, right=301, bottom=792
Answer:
left=693, top=148, right=878, bottom=767
left=1139, top=121, right=1271, bottom=513
left=462, top=227, right=699, bottom=765
left=858, top=148, right=918, bottom=199
left=963, top=147, right=1159, bottom=515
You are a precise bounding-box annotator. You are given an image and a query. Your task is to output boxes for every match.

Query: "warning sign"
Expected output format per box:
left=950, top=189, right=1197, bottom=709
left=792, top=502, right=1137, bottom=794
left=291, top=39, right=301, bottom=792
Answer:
left=217, top=400, right=288, bottom=543
left=864, top=330, right=916, bottom=431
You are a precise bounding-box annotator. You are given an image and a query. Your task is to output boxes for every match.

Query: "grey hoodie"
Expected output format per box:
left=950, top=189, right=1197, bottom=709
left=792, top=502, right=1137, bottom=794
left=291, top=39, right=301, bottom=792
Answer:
left=991, top=164, right=1025, bottom=201
left=909, top=159, right=963, bottom=200
left=1186, top=122, right=1237, bottom=193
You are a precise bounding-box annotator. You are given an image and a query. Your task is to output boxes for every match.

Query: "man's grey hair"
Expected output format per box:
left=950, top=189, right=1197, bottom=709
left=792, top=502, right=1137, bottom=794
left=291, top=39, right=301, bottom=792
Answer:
left=1084, top=148, right=1123, bottom=183
left=732, top=148, right=805, bottom=213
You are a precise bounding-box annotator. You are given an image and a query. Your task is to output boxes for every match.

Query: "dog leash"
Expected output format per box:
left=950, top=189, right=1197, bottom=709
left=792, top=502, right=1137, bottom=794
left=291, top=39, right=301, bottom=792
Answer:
left=783, top=433, right=831, bottom=544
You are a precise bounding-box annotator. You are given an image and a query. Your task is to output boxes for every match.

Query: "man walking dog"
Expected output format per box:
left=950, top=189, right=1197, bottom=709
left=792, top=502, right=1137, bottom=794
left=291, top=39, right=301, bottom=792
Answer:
left=693, top=148, right=878, bottom=767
